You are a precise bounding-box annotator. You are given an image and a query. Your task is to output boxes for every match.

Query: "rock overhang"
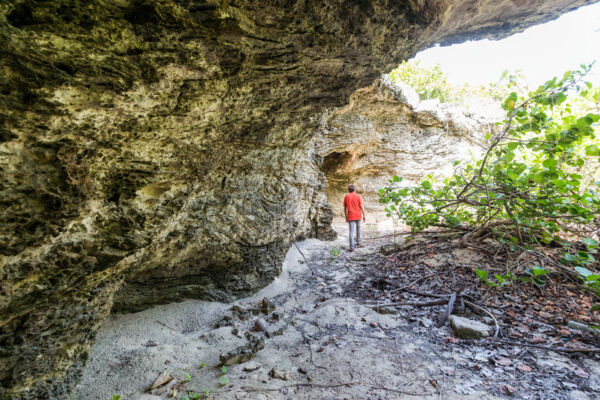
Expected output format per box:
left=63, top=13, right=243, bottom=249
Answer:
left=0, top=0, right=596, bottom=398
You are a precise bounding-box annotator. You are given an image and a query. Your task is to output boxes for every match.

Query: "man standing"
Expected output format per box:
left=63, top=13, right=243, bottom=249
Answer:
left=343, top=185, right=366, bottom=252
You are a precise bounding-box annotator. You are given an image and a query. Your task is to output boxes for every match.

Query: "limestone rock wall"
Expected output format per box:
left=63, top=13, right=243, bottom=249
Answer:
left=0, top=0, right=595, bottom=398
left=319, top=76, right=498, bottom=216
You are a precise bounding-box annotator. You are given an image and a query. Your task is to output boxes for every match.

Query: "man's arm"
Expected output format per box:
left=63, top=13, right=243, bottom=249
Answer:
left=360, top=203, right=366, bottom=222
left=344, top=205, right=348, bottom=220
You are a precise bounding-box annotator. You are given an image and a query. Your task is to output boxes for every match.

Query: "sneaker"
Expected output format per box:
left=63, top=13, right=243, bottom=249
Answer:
left=348, top=247, right=354, bottom=252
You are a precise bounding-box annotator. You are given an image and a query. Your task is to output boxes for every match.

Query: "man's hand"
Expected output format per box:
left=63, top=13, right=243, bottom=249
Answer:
left=362, top=216, right=366, bottom=222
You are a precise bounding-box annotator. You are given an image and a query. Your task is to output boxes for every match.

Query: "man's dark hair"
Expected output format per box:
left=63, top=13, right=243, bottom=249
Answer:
left=348, top=185, right=355, bottom=192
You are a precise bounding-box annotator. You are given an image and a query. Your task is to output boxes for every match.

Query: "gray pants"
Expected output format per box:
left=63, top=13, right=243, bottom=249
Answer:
left=348, top=220, right=361, bottom=249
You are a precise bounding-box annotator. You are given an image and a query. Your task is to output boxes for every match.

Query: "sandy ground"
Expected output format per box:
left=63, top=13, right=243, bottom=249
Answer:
left=74, top=220, right=598, bottom=400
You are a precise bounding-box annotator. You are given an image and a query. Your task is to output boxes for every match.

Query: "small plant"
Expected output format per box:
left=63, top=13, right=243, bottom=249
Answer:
left=330, top=246, right=341, bottom=257
left=220, top=365, right=227, bottom=374
left=521, top=266, right=549, bottom=286
left=475, top=269, right=514, bottom=287
left=219, top=376, right=228, bottom=386
left=185, top=373, right=192, bottom=381
left=200, top=362, right=205, bottom=369
left=112, top=396, right=121, bottom=400
left=204, top=389, right=210, bottom=397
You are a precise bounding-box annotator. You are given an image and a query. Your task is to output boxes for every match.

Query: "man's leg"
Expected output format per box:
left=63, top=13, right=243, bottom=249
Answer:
left=348, top=221, right=355, bottom=249
left=356, top=219, right=361, bottom=246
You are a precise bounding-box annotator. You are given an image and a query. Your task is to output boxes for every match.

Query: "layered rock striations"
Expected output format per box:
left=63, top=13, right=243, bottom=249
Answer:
left=319, top=76, right=497, bottom=215
left=0, top=0, right=594, bottom=398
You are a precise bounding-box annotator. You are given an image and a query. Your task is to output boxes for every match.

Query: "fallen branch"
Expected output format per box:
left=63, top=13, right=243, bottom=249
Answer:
left=365, top=229, right=462, bottom=241
left=436, top=292, right=457, bottom=328
left=405, top=289, right=450, bottom=299
left=486, top=339, right=600, bottom=354
left=288, top=224, right=320, bottom=281
left=463, top=300, right=500, bottom=338
left=365, top=298, right=448, bottom=309
left=240, top=381, right=435, bottom=396
left=374, top=274, right=437, bottom=299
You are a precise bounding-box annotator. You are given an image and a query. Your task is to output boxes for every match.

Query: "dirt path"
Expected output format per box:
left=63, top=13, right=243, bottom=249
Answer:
left=75, top=221, right=599, bottom=400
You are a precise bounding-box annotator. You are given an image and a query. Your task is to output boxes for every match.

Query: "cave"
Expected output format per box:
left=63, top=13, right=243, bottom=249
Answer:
left=321, top=151, right=355, bottom=176
left=0, top=1, right=595, bottom=398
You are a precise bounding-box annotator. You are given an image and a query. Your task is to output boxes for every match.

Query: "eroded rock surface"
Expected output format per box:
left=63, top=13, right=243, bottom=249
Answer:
left=0, top=1, right=595, bottom=398
left=319, top=76, right=497, bottom=215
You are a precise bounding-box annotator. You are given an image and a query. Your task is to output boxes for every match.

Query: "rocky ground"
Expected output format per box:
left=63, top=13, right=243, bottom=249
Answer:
left=75, top=220, right=600, bottom=400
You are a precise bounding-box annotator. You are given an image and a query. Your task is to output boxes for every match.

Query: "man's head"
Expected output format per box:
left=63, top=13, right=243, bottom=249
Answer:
left=348, top=185, right=355, bottom=193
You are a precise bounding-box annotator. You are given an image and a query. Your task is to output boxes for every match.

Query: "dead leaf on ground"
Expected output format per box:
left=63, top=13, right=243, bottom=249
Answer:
left=517, top=364, right=533, bottom=372
left=149, top=372, right=173, bottom=390
left=573, top=367, right=589, bottom=379
left=496, top=357, right=512, bottom=366
left=498, top=384, right=516, bottom=396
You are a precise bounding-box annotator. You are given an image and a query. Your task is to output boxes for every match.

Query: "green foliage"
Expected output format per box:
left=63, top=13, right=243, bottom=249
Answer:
left=380, top=65, right=600, bottom=293
left=112, top=396, right=121, bottom=400
left=389, top=60, right=453, bottom=101
left=475, top=269, right=515, bottom=287
left=330, top=246, right=341, bottom=257
left=521, top=266, right=549, bottom=287
left=388, top=61, right=531, bottom=106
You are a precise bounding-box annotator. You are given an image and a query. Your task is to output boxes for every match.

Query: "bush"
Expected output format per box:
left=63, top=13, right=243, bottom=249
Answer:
left=380, top=65, right=600, bottom=298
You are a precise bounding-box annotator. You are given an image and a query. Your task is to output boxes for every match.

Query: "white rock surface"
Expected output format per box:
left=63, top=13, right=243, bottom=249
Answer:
left=449, top=315, right=492, bottom=339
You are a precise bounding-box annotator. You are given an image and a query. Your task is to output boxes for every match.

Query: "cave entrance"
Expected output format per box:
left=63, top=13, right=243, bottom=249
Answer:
left=321, top=151, right=354, bottom=175
left=321, top=150, right=362, bottom=218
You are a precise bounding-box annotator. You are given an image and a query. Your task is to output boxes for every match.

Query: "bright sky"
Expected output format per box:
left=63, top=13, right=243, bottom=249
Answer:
left=414, top=2, right=600, bottom=87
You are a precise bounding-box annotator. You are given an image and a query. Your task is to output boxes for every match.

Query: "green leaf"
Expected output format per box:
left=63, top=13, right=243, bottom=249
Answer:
left=586, top=144, right=600, bottom=156
left=475, top=269, right=488, bottom=280
left=575, top=266, right=592, bottom=277
left=507, top=172, right=519, bottom=180
left=591, top=304, right=600, bottom=312
left=583, top=238, right=599, bottom=248
left=393, top=175, right=402, bottom=182
left=532, top=173, right=546, bottom=183
left=503, top=151, right=515, bottom=163
left=586, top=274, right=600, bottom=282
left=421, top=180, right=432, bottom=190
left=532, top=267, right=548, bottom=276
left=507, top=142, right=519, bottom=151
left=542, top=159, right=558, bottom=170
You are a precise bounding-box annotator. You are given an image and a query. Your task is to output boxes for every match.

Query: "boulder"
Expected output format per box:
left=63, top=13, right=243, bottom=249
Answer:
left=449, top=316, right=492, bottom=339
left=379, top=75, right=420, bottom=109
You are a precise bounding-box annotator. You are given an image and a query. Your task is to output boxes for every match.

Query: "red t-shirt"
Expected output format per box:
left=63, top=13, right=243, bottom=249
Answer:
left=343, top=192, right=363, bottom=221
